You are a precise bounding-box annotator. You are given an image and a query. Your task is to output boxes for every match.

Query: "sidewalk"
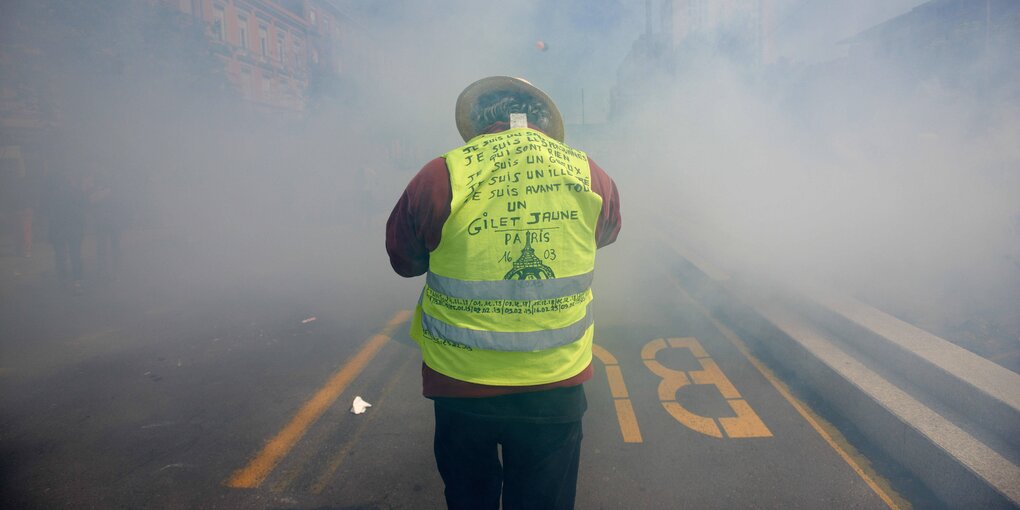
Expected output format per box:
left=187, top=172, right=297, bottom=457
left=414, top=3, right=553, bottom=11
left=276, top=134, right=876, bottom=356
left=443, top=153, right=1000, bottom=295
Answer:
left=0, top=236, right=52, bottom=294
left=0, top=227, right=162, bottom=301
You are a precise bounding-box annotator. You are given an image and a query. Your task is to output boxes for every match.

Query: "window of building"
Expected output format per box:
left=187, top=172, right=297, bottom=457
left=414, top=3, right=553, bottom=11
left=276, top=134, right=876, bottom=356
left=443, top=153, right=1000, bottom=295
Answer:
left=277, top=33, right=287, bottom=64
left=323, top=18, right=329, bottom=34
left=213, top=5, right=225, bottom=41
left=237, top=14, right=249, bottom=50
left=259, top=26, right=268, bottom=57
left=309, top=9, right=317, bottom=25
left=240, top=66, right=252, bottom=98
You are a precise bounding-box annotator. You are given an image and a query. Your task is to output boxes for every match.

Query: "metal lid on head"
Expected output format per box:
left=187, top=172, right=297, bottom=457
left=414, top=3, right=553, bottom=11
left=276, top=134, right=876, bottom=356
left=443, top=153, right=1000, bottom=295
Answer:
left=455, top=76, right=565, bottom=142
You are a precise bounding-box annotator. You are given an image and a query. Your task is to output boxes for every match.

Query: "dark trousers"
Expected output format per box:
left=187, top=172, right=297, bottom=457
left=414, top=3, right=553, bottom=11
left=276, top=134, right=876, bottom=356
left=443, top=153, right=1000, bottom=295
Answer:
left=433, top=403, right=582, bottom=510
left=96, top=225, right=121, bottom=277
left=52, top=234, right=83, bottom=283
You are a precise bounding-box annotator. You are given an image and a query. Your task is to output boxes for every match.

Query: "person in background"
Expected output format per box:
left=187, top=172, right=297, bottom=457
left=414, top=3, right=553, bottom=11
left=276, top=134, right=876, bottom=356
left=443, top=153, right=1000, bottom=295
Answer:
left=44, top=170, right=87, bottom=294
left=386, top=76, right=621, bottom=509
left=0, top=146, right=35, bottom=258
left=15, top=164, right=38, bottom=259
left=91, top=170, right=127, bottom=281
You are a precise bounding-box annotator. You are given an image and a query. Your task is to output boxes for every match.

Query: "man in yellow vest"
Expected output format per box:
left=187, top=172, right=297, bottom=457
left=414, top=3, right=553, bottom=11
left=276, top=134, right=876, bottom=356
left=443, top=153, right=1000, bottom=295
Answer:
left=386, top=76, right=621, bottom=509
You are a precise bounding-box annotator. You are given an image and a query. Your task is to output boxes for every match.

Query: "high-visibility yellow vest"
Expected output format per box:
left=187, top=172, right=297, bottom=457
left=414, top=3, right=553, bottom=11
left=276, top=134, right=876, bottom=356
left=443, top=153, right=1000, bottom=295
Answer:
left=410, top=128, right=603, bottom=386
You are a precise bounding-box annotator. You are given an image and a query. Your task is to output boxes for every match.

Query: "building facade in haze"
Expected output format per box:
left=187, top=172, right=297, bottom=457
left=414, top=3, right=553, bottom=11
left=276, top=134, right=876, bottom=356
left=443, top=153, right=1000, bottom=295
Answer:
left=162, top=0, right=372, bottom=112
left=844, top=0, right=1020, bottom=95
left=610, top=0, right=775, bottom=120
left=661, top=0, right=775, bottom=66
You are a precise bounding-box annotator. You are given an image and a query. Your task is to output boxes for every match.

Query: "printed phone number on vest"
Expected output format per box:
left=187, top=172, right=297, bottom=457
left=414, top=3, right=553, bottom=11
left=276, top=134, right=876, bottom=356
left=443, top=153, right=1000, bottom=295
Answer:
left=426, top=287, right=588, bottom=315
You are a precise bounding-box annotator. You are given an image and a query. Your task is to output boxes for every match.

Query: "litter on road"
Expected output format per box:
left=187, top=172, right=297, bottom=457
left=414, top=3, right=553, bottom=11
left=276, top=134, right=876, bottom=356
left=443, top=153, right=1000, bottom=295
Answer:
left=350, top=396, right=372, bottom=415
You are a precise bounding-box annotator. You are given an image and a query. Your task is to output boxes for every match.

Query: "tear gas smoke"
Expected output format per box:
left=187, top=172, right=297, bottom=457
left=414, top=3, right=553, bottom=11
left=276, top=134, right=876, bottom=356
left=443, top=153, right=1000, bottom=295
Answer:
left=1, top=0, right=1016, bottom=364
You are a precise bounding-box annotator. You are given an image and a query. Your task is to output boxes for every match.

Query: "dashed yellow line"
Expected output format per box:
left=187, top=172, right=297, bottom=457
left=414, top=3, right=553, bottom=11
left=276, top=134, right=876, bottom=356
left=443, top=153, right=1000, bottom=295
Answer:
left=226, top=310, right=412, bottom=489
left=308, top=353, right=415, bottom=494
left=66, top=327, right=119, bottom=346
left=592, top=344, right=643, bottom=443
left=681, top=289, right=906, bottom=510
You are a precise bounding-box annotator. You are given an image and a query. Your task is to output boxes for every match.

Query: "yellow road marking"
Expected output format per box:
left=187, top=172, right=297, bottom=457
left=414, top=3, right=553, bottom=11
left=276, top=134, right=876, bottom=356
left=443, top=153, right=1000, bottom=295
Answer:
left=308, top=353, right=415, bottom=494
left=690, top=358, right=740, bottom=399
left=226, top=310, right=412, bottom=489
left=641, top=336, right=771, bottom=438
left=719, top=399, right=772, bottom=438
left=66, top=327, right=119, bottom=346
left=640, top=338, right=667, bottom=362
left=592, top=344, right=643, bottom=443
left=612, top=400, right=641, bottom=441
left=604, top=366, right=629, bottom=399
left=682, top=290, right=906, bottom=510
left=663, top=401, right=720, bottom=437
left=593, top=344, right=619, bottom=364
left=667, top=337, right=708, bottom=358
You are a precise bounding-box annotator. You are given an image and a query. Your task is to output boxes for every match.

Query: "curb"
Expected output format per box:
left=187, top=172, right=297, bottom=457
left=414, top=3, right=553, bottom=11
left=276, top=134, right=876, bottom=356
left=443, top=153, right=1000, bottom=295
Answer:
left=665, top=237, right=1020, bottom=509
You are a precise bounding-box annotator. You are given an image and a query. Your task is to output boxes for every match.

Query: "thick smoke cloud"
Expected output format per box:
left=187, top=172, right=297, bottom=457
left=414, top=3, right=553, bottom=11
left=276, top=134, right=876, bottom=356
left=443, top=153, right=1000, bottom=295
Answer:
left=605, top=0, right=1020, bottom=362
left=2, top=0, right=1016, bottom=363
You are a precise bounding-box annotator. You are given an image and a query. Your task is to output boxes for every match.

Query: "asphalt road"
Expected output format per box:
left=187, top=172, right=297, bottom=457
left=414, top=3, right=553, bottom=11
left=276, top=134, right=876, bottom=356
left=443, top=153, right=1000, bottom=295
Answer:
left=1, top=224, right=916, bottom=509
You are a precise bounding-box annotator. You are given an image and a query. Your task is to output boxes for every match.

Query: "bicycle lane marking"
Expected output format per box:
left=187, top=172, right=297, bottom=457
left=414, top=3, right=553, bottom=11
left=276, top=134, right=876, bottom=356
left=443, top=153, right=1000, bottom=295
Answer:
left=592, top=343, right=643, bottom=443
left=641, top=336, right=772, bottom=439
left=307, top=352, right=417, bottom=494
left=678, top=287, right=905, bottom=510
left=225, top=309, right=413, bottom=489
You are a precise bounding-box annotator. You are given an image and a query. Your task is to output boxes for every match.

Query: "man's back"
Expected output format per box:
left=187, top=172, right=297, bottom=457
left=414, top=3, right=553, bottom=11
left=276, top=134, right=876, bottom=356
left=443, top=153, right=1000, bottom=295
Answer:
left=386, top=76, right=620, bottom=510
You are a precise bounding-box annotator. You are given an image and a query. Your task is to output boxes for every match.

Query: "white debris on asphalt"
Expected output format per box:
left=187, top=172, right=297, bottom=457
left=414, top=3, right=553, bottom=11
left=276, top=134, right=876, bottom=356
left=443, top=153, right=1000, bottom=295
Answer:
left=350, top=396, right=372, bottom=415
left=141, top=421, right=177, bottom=429
left=301, top=316, right=317, bottom=324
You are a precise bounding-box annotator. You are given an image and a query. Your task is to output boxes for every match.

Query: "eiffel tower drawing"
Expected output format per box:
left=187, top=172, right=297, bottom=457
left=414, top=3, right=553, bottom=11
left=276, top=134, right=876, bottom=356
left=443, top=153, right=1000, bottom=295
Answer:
left=504, top=233, right=555, bottom=280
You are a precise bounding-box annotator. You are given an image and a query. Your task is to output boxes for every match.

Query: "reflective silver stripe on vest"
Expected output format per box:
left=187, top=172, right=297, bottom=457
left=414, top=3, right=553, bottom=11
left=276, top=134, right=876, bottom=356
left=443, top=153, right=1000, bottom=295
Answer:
left=421, top=304, right=593, bottom=352
left=426, top=271, right=594, bottom=301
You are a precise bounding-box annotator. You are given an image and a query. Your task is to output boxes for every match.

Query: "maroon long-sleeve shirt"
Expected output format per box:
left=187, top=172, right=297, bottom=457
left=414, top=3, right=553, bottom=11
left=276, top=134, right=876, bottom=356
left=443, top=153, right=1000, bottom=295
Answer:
left=386, top=125, right=622, bottom=398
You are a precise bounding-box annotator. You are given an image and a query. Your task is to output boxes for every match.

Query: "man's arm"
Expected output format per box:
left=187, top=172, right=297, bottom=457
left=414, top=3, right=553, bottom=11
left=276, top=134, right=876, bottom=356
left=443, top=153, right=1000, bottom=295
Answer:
left=589, top=158, right=621, bottom=248
left=385, top=157, right=452, bottom=277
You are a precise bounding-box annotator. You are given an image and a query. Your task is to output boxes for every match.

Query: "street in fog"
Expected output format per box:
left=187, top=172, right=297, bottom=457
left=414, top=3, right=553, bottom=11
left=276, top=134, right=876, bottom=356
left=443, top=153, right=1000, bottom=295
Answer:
left=2, top=0, right=1019, bottom=508
left=1, top=224, right=935, bottom=509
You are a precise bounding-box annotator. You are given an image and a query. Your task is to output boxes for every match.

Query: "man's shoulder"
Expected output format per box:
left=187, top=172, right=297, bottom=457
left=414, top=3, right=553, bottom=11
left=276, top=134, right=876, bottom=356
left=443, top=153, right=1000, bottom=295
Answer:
left=587, top=157, right=613, bottom=180
left=414, top=156, right=451, bottom=181
left=404, top=157, right=452, bottom=200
